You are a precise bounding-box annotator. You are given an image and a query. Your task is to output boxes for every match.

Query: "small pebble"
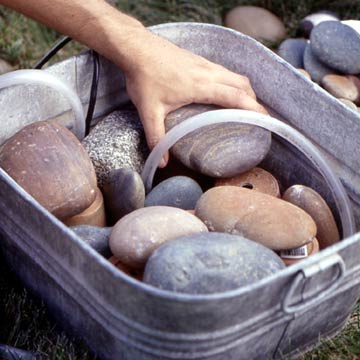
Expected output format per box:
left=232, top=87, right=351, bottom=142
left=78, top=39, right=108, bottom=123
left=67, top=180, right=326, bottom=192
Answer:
left=214, top=167, right=280, bottom=197
left=282, top=185, right=340, bottom=249
left=109, top=206, right=208, bottom=270
left=297, top=11, right=339, bottom=38
left=310, top=21, right=360, bottom=74
left=82, top=111, right=149, bottom=187
left=102, top=168, right=145, bottom=224
left=296, top=68, right=311, bottom=80
left=321, top=74, right=360, bottom=102
left=277, top=38, right=307, bottom=68
left=145, top=176, right=203, bottom=209
left=143, top=232, right=285, bottom=294
left=71, top=225, right=112, bottom=257
left=224, top=6, right=286, bottom=44
left=195, top=186, right=317, bottom=250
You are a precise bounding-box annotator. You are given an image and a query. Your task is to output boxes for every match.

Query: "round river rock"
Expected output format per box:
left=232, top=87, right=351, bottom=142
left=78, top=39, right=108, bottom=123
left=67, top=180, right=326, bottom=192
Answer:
left=109, top=206, right=208, bottom=270
left=165, top=104, right=272, bottom=178
left=143, top=232, right=285, bottom=294
left=195, top=186, right=317, bottom=250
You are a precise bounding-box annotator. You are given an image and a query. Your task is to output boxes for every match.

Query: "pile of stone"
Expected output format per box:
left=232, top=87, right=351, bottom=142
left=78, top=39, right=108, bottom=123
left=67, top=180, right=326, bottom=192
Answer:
left=0, top=105, right=339, bottom=295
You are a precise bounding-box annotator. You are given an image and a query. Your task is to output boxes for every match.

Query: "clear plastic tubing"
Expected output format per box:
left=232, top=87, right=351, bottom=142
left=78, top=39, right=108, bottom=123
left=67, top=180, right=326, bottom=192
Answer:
left=0, top=69, right=85, bottom=139
left=141, top=109, right=355, bottom=239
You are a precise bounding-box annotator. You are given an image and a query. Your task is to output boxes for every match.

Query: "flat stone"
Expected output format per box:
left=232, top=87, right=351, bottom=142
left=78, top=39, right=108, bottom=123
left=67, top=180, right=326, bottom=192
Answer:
left=71, top=225, right=112, bottom=257
left=143, top=232, right=285, bottom=294
left=297, top=11, right=339, bottom=38
left=310, top=21, right=360, bottom=74
left=303, top=43, right=336, bottom=83
left=282, top=185, right=339, bottom=249
left=102, top=168, right=145, bottom=224
left=277, top=38, right=307, bottom=68
left=224, top=6, right=286, bottom=44
left=321, top=74, right=360, bottom=102
left=109, top=206, right=208, bottom=270
left=82, top=111, right=149, bottom=187
left=214, top=167, right=280, bottom=197
left=195, top=186, right=317, bottom=250
left=0, top=58, right=14, bottom=75
left=0, top=121, right=97, bottom=219
left=145, top=176, right=203, bottom=209
left=165, top=104, right=272, bottom=178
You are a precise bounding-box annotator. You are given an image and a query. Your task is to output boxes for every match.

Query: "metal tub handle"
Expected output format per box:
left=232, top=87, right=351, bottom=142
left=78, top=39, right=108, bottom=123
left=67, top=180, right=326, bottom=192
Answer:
left=282, top=253, right=346, bottom=314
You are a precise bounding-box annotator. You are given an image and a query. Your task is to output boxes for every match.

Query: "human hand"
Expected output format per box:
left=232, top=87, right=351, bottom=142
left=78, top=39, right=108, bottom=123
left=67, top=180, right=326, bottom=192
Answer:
left=123, top=29, right=268, bottom=167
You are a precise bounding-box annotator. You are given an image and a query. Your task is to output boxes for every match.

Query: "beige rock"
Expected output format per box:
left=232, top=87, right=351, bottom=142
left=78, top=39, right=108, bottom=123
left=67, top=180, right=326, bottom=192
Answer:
left=109, top=206, right=208, bottom=269
left=283, top=185, right=340, bottom=249
left=280, top=238, right=320, bottom=266
left=224, top=6, right=286, bottom=44
left=214, top=167, right=280, bottom=197
left=297, top=68, right=311, bottom=80
left=321, top=74, right=360, bottom=102
left=195, top=186, right=316, bottom=250
left=339, top=98, right=358, bottom=111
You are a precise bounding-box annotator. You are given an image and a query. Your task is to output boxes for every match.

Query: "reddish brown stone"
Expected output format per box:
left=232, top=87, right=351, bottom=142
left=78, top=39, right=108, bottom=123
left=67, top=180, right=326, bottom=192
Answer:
left=283, top=185, right=340, bottom=249
left=195, top=186, right=316, bottom=250
left=214, top=167, right=280, bottom=197
left=108, top=256, right=143, bottom=281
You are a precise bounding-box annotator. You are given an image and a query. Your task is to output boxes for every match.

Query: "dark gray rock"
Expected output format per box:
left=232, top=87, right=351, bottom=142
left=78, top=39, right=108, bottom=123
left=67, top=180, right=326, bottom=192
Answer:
left=102, top=168, right=145, bottom=224
left=145, top=176, right=203, bottom=209
left=297, top=11, right=339, bottom=38
left=277, top=38, right=307, bottom=68
left=165, top=104, right=272, bottom=178
left=303, top=43, right=336, bottom=83
left=310, top=21, right=360, bottom=74
left=82, top=111, right=149, bottom=187
left=143, top=232, right=285, bottom=294
left=71, top=225, right=112, bottom=257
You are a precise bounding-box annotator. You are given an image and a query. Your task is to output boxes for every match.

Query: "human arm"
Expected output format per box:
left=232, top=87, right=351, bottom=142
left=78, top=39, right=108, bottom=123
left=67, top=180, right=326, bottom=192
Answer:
left=0, top=0, right=267, bottom=165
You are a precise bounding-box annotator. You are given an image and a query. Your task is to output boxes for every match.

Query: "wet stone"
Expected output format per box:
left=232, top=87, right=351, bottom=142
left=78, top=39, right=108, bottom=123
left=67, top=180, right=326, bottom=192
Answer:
left=71, top=225, right=112, bottom=257
left=224, top=6, right=286, bottom=44
left=165, top=104, right=272, bottom=178
left=277, top=38, right=307, bottom=68
left=102, top=168, right=145, bottom=224
left=145, top=176, right=203, bottom=209
left=214, top=167, right=280, bottom=197
left=195, top=186, right=317, bottom=250
left=310, top=21, right=360, bottom=74
left=109, top=206, right=208, bottom=270
left=143, top=232, right=285, bottom=294
left=297, top=11, right=339, bottom=38
left=282, top=185, right=339, bottom=249
left=82, top=111, right=149, bottom=187
left=321, top=74, right=360, bottom=102
left=303, top=43, right=336, bottom=83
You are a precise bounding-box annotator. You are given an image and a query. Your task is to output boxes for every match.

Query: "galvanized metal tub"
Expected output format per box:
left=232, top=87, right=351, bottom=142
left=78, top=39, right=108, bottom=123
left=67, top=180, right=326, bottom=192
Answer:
left=0, top=23, right=360, bottom=359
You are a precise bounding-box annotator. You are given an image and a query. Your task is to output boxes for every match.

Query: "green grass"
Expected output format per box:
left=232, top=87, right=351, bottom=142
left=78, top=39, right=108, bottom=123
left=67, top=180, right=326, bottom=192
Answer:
left=0, top=0, right=360, bottom=359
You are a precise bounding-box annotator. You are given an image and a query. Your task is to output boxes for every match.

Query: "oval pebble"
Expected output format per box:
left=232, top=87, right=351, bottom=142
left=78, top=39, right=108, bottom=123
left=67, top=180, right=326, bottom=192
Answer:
left=165, top=104, right=272, bottom=178
left=310, top=21, right=360, bottom=74
left=321, top=74, right=360, bottom=102
left=143, top=232, right=285, bottom=294
left=214, top=167, right=280, bottom=197
left=282, top=185, right=339, bottom=249
left=145, top=176, right=203, bottom=209
left=195, top=186, right=317, bottom=250
left=109, top=206, right=208, bottom=269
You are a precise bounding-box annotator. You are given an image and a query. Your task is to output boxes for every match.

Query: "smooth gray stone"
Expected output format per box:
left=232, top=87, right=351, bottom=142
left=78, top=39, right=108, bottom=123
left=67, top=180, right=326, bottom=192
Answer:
left=303, top=43, right=335, bottom=83
left=102, top=168, right=145, bottom=224
left=277, top=38, right=307, bottom=68
left=71, top=225, right=112, bottom=257
left=82, top=110, right=149, bottom=187
left=165, top=104, right=272, bottom=178
left=144, top=232, right=285, bottom=294
left=310, top=21, right=360, bottom=74
left=145, top=176, right=203, bottom=209
left=297, top=11, right=339, bottom=38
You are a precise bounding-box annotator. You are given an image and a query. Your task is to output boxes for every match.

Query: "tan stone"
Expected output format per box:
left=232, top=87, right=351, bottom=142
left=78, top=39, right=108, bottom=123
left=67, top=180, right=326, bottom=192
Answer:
left=214, top=167, right=280, bottom=197
left=338, top=98, right=358, bottom=111
left=283, top=185, right=339, bottom=249
left=321, top=74, right=359, bottom=102
left=195, top=186, right=316, bottom=250
left=281, top=238, right=320, bottom=266
left=297, top=68, right=311, bottom=80
left=224, top=6, right=286, bottom=44
left=64, top=188, right=106, bottom=227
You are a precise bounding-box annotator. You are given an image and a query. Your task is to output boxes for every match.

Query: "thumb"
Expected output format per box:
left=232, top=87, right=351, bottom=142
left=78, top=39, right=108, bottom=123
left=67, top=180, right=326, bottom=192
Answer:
left=138, top=105, right=169, bottom=168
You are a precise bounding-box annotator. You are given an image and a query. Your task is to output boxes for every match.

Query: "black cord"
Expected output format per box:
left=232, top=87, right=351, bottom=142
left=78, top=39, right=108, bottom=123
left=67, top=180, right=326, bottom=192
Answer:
left=33, top=36, right=100, bottom=136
